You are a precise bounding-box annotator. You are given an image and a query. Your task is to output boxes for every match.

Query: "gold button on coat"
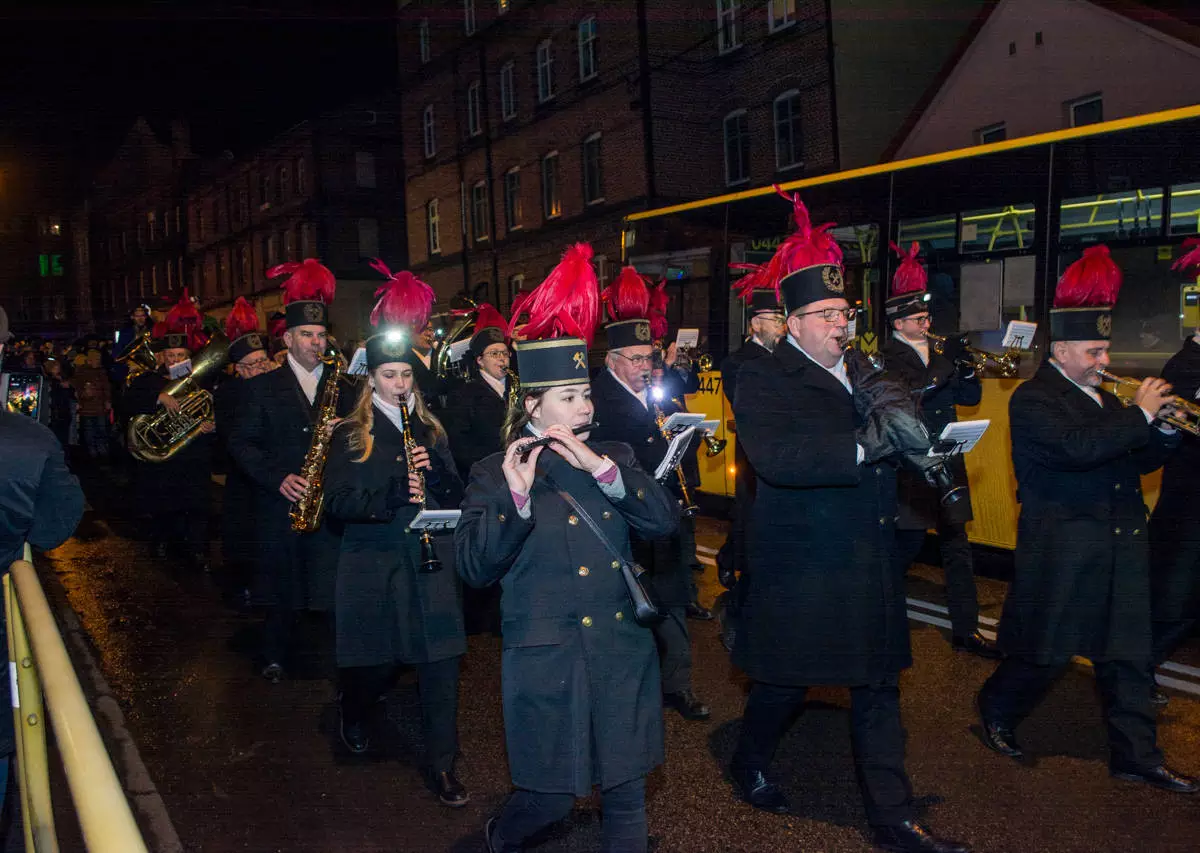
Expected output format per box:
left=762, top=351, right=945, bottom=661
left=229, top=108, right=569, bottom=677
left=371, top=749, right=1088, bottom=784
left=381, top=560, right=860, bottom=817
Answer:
left=568, top=514, right=579, bottom=526
left=615, top=612, right=624, bottom=621
left=578, top=566, right=589, bottom=577
left=602, top=511, right=612, bottom=520
left=612, top=560, right=621, bottom=569
left=636, top=489, right=645, bottom=500
left=581, top=616, right=593, bottom=627
left=497, top=513, right=506, bottom=522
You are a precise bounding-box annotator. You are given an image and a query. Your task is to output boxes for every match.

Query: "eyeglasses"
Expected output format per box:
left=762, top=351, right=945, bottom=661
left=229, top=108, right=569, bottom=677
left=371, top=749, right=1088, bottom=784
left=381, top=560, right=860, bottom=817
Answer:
left=793, top=307, right=859, bottom=324
left=612, top=352, right=654, bottom=367
left=482, top=350, right=510, bottom=360
left=903, top=315, right=932, bottom=325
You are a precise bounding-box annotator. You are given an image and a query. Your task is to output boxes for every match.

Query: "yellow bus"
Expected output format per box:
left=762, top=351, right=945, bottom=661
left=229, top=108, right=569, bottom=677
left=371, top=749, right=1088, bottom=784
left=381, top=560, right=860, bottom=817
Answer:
left=624, top=105, right=1200, bottom=550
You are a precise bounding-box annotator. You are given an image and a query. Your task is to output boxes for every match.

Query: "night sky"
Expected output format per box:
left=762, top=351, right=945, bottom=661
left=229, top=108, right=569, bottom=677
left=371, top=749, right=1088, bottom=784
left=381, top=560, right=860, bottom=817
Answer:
left=0, top=1, right=397, bottom=202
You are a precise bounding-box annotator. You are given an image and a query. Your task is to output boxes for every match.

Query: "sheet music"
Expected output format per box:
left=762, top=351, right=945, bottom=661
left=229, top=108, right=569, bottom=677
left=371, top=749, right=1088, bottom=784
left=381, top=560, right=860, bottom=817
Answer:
left=409, top=509, right=462, bottom=531
left=347, top=347, right=369, bottom=376
left=662, top=411, right=705, bottom=433
left=447, top=338, right=472, bottom=363
left=699, top=419, right=720, bottom=436
left=655, top=426, right=697, bottom=480
left=928, top=419, right=991, bottom=456
left=1001, top=321, right=1037, bottom=351
left=675, top=328, right=700, bottom=350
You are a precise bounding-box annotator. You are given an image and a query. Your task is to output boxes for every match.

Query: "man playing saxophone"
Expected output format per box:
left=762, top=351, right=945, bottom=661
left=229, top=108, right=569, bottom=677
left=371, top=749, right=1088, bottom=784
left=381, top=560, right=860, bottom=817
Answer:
left=228, top=259, right=353, bottom=683
left=125, top=291, right=215, bottom=572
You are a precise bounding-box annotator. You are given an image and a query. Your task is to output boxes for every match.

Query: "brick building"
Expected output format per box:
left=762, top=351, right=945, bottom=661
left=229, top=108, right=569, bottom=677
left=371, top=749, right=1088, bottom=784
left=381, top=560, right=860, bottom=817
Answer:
left=398, top=0, right=983, bottom=338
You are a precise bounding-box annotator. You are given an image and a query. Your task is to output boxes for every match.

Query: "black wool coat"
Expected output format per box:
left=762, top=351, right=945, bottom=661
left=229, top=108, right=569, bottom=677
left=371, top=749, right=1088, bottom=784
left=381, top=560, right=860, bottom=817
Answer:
left=0, top=412, right=84, bottom=568
left=125, top=370, right=214, bottom=512
left=214, top=377, right=258, bottom=562
left=455, top=442, right=678, bottom=795
left=1150, top=338, right=1200, bottom=622
left=589, top=368, right=689, bottom=605
left=881, top=336, right=982, bottom=529
left=324, top=407, right=465, bottom=667
left=443, top=375, right=507, bottom=481
left=731, top=342, right=910, bottom=686
left=1000, top=363, right=1178, bottom=665
left=720, top=340, right=772, bottom=575
left=226, top=362, right=355, bottom=610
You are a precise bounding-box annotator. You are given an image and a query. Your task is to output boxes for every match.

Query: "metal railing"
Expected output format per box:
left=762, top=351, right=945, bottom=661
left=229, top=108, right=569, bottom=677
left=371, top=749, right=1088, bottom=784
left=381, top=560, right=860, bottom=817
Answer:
left=4, top=545, right=148, bottom=852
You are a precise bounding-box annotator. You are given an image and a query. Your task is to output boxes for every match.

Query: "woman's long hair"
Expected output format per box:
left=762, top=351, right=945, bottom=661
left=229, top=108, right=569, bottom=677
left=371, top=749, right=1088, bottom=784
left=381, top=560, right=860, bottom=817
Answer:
left=345, top=374, right=447, bottom=463
left=500, top=388, right=546, bottom=447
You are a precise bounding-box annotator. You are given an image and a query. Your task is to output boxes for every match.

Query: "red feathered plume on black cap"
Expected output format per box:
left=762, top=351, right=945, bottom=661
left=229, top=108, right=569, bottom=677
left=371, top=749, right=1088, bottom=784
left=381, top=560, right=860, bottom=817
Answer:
left=648, top=279, right=669, bottom=340
left=473, top=302, right=510, bottom=339
left=161, top=289, right=206, bottom=349
left=517, top=243, right=600, bottom=344
left=224, top=297, right=259, bottom=340
left=1172, top=237, right=1200, bottom=276
left=889, top=241, right=928, bottom=296
left=602, top=266, right=651, bottom=322
left=367, top=258, right=434, bottom=332
left=269, top=258, right=336, bottom=305
left=1054, top=245, right=1122, bottom=308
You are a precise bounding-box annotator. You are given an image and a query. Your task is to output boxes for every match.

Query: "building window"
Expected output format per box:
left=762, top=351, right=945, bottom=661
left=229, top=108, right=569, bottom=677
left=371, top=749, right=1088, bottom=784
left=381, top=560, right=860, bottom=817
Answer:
left=296, top=159, right=308, bottom=195
left=277, top=165, right=290, bottom=201
left=464, top=0, right=475, bottom=36
left=419, top=19, right=431, bottom=64
left=283, top=227, right=295, bottom=260
left=768, top=0, right=795, bottom=32
left=237, top=189, right=249, bottom=225
left=300, top=223, right=314, bottom=258
left=427, top=199, right=441, bottom=255
left=471, top=181, right=489, bottom=242
left=717, top=0, right=740, bottom=53
left=507, top=273, right=524, bottom=309
left=724, top=110, right=750, bottom=185
left=355, top=152, right=377, bottom=188
left=238, top=244, right=251, bottom=289
left=467, top=81, right=483, bottom=137
left=578, top=16, right=598, bottom=82
left=163, top=209, right=171, bottom=238
left=147, top=211, right=157, bottom=243
left=423, top=105, right=437, bottom=158
left=542, top=152, right=561, bottom=219
left=500, top=61, right=517, bottom=120
left=594, top=254, right=611, bottom=285
left=260, top=170, right=273, bottom=207
left=773, top=90, right=803, bottom=170
left=166, top=258, right=174, bottom=290
left=505, top=168, right=522, bottom=231
left=265, top=233, right=279, bottom=267
left=582, top=133, right=603, bottom=204
left=536, top=40, right=555, bottom=103
left=358, top=217, right=379, bottom=258
left=977, top=123, right=1007, bottom=145
left=1068, top=94, right=1103, bottom=127
left=151, top=265, right=158, bottom=295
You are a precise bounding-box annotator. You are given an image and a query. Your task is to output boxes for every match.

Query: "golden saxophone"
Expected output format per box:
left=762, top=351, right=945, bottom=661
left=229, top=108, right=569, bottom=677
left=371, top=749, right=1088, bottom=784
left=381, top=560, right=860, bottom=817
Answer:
left=289, top=347, right=347, bottom=533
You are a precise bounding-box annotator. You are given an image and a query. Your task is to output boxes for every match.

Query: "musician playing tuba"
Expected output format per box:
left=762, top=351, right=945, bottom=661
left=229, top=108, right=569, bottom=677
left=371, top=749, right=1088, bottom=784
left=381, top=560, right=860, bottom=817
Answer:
left=322, top=260, right=468, bottom=805
left=124, top=290, right=216, bottom=572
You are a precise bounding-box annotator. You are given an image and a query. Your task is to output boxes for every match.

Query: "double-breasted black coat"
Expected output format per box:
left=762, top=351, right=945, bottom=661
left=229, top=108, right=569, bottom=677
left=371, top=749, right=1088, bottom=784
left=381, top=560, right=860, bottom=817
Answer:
left=455, top=442, right=678, bottom=795
left=1000, top=363, right=1178, bottom=665
left=323, top=406, right=466, bottom=668
left=125, top=370, right=214, bottom=513
left=589, top=368, right=688, bottom=605
left=732, top=342, right=909, bottom=686
left=443, top=375, right=507, bottom=481
left=226, top=362, right=354, bottom=611
left=1149, top=338, right=1200, bottom=623
left=881, top=336, right=981, bottom=529
left=214, top=376, right=258, bottom=568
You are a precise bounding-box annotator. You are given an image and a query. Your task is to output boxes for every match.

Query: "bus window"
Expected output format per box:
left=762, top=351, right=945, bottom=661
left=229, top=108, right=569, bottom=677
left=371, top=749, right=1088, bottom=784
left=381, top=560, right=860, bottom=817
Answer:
left=897, top=213, right=957, bottom=252
left=1060, top=189, right=1163, bottom=245
left=960, top=203, right=1035, bottom=253
left=1169, top=181, right=1200, bottom=235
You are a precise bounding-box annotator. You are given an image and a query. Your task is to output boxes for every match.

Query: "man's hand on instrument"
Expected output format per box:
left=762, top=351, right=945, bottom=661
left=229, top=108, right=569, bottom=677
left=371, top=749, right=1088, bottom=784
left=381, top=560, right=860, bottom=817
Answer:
left=198, top=420, right=215, bottom=434
left=280, top=473, right=310, bottom=503
left=157, top=392, right=181, bottom=413
left=1133, top=377, right=1173, bottom=421
left=544, top=424, right=606, bottom=473
left=502, top=439, right=542, bottom=497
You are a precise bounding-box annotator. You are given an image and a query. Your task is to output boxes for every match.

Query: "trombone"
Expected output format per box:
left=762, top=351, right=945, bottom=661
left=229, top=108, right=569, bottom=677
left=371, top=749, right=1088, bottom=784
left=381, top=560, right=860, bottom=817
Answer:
left=925, top=332, right=1021, bottom=379
left=1096, top=369, right=1200, bottom=435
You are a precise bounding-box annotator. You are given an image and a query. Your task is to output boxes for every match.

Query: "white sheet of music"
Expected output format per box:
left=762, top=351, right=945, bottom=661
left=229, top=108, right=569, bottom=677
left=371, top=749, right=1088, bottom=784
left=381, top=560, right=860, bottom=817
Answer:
left=662, top=411, right=705, bottom=432
left=929, top=419, right=991, bottom=456
left=409, top=509, right=462, bottom=531
left=1001, top=321, right=1038, bottom=350
left=655, top=426, right=697, bottom=480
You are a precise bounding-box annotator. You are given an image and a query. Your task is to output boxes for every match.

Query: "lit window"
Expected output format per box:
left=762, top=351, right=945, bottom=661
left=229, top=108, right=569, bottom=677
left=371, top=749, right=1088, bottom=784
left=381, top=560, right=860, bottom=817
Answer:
left=717, top=0, right=740, bottom=53
left=355, top=152, right=377, bottom=188
left=724, top=110, right=750, bottom=185
left=498, top=0, right=510, bottom=13
left=773, top=90, right=803, bottom=170
left=582, top=133, right=603, bottom=204
left=419, top=19, right=431, bottom=64
left=471, top=181, right=489, bottom=242
left=147, top=211, right=157, bottom=243
left=505, top=168, right=522, bottom=231
left=578, top=17, right=598, bottom=82
left=542, top=152, right=561, bottom=219
left=507, top=273, right=524, bottom=308
left=278, top=165, right=290, bottom=201
left=464, top=0, right=475, bottom=36
left=977, top=123, right=1007, bottom=145
left=296, top=159, right=308, bottom=195
left=768, top=0, right=795, bottom=32
left=537, top=40, right=555, bottom=103
left=1068, top=94, right=1103, bottom=128
left=500, top=61, right=517, bottom=120
left=467, top=81, right=483, bottom=137
left=423, top=105, right=437, bottom=158
left=427, top=199, right=441, bottom=255
left=358, top=217, right=379, bottom=258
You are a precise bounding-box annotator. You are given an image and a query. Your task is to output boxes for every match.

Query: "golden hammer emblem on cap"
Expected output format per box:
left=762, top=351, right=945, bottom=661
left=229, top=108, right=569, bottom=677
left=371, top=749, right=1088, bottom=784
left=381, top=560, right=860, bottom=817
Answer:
left=573, top=351, right=587, bottom=370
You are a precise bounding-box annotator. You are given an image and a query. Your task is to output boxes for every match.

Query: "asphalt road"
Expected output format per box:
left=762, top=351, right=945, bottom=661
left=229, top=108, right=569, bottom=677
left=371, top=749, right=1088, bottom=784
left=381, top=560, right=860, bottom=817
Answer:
left=31, top=468, right=1200, bottom=852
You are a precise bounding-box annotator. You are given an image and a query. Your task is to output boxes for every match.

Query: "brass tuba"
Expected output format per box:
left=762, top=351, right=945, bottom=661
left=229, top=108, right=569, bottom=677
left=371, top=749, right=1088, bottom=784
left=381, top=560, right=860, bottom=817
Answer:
left=115, top=329, right=159, bottom=386
left=433, top=296, right=479, bottom=380
left=127, top=332, right=230, bottom=462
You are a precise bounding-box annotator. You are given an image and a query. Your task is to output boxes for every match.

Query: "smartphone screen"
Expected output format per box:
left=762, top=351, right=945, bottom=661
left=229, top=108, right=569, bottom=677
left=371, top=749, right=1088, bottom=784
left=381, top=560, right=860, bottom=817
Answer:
left=4, top=372, right=44, bottom=420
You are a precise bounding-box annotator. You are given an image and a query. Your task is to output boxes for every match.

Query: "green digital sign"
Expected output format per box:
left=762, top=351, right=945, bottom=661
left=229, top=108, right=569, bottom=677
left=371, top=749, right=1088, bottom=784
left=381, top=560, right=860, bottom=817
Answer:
left=38, top=254, right=63, bottom=277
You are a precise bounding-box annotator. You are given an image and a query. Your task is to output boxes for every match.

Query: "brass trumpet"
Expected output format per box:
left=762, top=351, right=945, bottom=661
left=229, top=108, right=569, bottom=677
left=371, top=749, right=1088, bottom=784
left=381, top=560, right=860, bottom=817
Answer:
left=1096, top=369, right=1200, bottom=435
left=925, top=332, right=1020, bottom=379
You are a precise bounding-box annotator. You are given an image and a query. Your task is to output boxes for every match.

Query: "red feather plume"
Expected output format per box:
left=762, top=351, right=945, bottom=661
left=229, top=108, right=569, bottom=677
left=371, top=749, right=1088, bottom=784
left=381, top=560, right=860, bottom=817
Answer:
left=267, top=312, right=287, bottom=339
left=224, top=297, right=259, bottom=340
left=889, top=241, right=928, bottom=296
left=730, top=262, right=770, bottom=301
left=648, top=279, right=670, bottom=340
left=741, top=185, right=845, bottom=302
left=367, top=258, right=434, bottom=331
left=164, top=288, right=201, bottom=332
left=269, top=258, right=336, bottom=305
left=1172, top=237, right=1200, bottom=275
left=517, top=243, right=600, bottom=345
left=601, top=266, right=651, bottom=322
left=473, top=302, right=509, bottom=338
left=1054, top=245, right=1123, bottom=308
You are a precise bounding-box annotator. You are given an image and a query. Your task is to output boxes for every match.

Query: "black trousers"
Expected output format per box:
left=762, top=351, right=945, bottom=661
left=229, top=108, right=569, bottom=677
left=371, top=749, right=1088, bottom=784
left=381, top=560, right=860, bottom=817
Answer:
left=894, top=524, right=979, bottom=639
left=652, top=606, right=693, bottom=695
left=733, top=676, right=913, bottom=827
left=490, top=776, right=647, bottom=853
left=339, top=657, right=461, bottom=773
left=978, top=656, right=1162, bottom=771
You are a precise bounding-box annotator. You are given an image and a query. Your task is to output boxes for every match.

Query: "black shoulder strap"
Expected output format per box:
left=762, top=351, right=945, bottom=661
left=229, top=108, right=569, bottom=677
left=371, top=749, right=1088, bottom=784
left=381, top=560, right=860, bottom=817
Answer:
left=542, top=472, right=628, bottom=566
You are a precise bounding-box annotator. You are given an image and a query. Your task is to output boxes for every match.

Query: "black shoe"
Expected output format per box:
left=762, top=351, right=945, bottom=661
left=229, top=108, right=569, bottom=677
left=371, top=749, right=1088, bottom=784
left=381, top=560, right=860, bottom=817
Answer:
left=1111, top=764, right=1199, bottom=793
left=1151, top=689, right=1169, bottom=708
left=339, top=713, right=370, bottom=755
left=427, top=769, right=470, bottom=807
left=686, top=602, right=714, bottom=621
left=729, top=762, right=789, bottom=814
left=664, top=689, right=710, bottom=720
left=951, top=630, right=1002, bottom=660
left=261, top=662, right=284, bottom=684
left=872, top=820, right=970, bottom=853
left=978, top=714, right=1023, bottom=760
left=484, top=816, right=502, bottom=853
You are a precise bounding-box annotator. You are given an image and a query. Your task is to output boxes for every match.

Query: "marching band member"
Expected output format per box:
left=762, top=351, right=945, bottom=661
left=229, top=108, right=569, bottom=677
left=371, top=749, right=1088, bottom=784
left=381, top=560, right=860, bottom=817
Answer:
left=228, top=259, right=351, bottom=683
left=214, top=298, right=275, bottom=605
left=590, top=265, right=710, bottom=721
left=977, top=246, right=1196, bottom=793
left=882, top=242, right=997, bottom=659
left=444, top=303, right=513, bottom=481
left=729, top=189, right=967, bottom=853
left=125, top=290, right=215, bottom=571
left=322, top=261, right=468, bottom=806
left=456, top=244, right=677, bottom=853
left=406, top=318, right=444, bottom=407
left=1148, top=241, right=1200, bottom=697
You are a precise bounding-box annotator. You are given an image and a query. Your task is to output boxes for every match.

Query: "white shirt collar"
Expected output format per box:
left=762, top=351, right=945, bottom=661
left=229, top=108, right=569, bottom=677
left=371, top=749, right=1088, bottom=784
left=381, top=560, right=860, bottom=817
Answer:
left=480, top=370, right=506, bottom=398
left=287, top=353, right=324, bottom=404
left=412, top=348, right=432, bottom=369
left=608, top=367, right=648, bottom=409
left=787, top=335, right=851, bottom=393
left=893, top=332, right=930, bottom=366
left=287, top=352, right=323, bottom=379
left=1050, top=359, right=1103, bottom=406
left=372, top=393, right=416, bottom=433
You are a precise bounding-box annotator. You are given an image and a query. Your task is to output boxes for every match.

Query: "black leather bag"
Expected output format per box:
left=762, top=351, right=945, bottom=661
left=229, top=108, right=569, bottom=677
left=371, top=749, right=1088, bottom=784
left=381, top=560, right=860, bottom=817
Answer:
left=545, top=474, right=666, bottom=627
